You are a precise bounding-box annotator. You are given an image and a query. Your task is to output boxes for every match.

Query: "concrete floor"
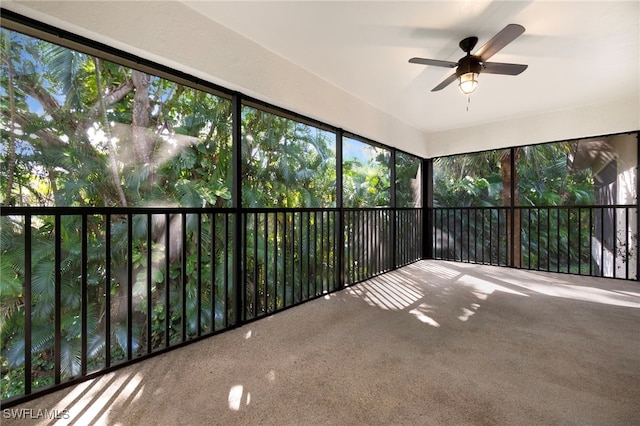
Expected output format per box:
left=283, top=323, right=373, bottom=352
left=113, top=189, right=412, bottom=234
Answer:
left=4, top=260, right=640, bottom=425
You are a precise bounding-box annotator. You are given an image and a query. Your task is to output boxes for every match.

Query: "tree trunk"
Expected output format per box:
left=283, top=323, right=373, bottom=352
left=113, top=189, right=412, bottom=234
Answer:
left=94, top=57, right=128, bottom=207
left=131, top=70, right=153, bottom=164
left=4, top=56, right=17, bottom=205
left=500, top=149, right=522, bottom=267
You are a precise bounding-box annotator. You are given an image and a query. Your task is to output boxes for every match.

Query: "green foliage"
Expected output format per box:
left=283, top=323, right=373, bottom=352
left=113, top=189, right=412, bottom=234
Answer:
left=241, top=106, right=336, bottom=208
left=395, top=152, right=422, bottom=207
left=343, top=138, right=391, bottom=207
left=433, top=150, right=504, bottom=207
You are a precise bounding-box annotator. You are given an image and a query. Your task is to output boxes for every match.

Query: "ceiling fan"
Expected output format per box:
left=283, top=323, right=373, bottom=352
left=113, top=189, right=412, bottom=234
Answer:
left=409, top=24, right=528, bottom=94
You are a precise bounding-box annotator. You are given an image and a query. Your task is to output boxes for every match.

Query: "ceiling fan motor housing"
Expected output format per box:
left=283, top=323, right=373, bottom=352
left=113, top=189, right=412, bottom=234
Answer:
left=456, top=55, right=482, bottom=77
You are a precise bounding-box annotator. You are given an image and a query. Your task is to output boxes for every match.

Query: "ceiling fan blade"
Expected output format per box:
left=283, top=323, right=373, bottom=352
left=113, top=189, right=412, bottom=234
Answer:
left=474, top=24, right=525, bottom=62
left=482, top=62, right=528, bottom=75
left=409, top=57, right=457, bottom=68
left=431, top=73, right=457, bottom=92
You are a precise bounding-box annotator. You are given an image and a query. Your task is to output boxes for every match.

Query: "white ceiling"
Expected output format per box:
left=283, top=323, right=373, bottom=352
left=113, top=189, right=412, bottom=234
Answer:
left=183, top=0, right=639, bottom=134
left=2, top=0, right=638, bottom=157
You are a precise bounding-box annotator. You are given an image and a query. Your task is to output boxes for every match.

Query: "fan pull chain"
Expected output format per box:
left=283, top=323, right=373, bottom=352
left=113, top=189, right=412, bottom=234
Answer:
left=466, top=94, right=471, bottom=112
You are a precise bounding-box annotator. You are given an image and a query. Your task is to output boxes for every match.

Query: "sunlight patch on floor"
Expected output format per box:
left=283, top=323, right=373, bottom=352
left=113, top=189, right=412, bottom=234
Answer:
left=70, top=372, right=145, bottom=425
left=458, top=303, right=480, bottom=321
left=228, top=384, right=250, bottom=411
left=458, top=275, right=528, bottom=299
left=410, top=261, right=460, bottom=280
left=497, top=277, right=640, bottom=308
left=409, top=303, right=440, bottom=327
left=348, top=275, right=423, bottom=311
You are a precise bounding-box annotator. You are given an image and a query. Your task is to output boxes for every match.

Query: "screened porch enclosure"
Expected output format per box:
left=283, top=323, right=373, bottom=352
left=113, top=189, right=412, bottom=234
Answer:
left=0, top=12, right=638, bottom=409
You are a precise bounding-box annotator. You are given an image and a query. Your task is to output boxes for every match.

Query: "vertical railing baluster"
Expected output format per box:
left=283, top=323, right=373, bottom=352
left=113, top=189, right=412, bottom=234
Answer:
left=252, top=213, right=258, bottom=318
left=454, top=209, right=458, bottom=261
left=625, top=207, right=629, bottom=280
left=274, top=212, right=279, bottom=310
left=376, top=209, right=381, bottom=271
left=54, top=214, right=61, bottom=384
left=127, top=213, right=133, bottom=358
left=147, top=213, right=153, bottom=351
left=24, top=215, right=32, bottom=395
left=556, top=209, right=560, bottom=272
left=196, top=213, right=202, bottom=336
left=403, top=210, right=408, bottom=266
left=600, top=208, right=604, bottom=277
left=164, top=213, right=171, bottom=347
left=305, top=211, right=310, bottom=298
left=481, top=209, right=485, bottom=264
left=288, top=212, right=293, bottom=304
left=490, top=208, right=494, bottom=264
left=472, top=209, right=476, bottom=263
left=359, top=210, right=363, bottom=279
left=577, top=208, right=582, bottom=275
left=548, top=208, right=552, bottom=271
left=210, top=213, right=216, bottom=332
left=182, top=213, right=190, bottom=340
left=223, top=214, right=229, bottom=327
left=105, top=214, right=111, bottom=367
left=312, top=211, right=318, bottom=297
left=613, top=207, right=618, bottom=278
left=293, top=212, right=298, bottom=303
left=527, top=208, right=532, bottom=269
left=346, top=211, right=351, bottom=284
left=397, top=210, right=401, bottom=266
left=320, top=211, right=324, bottom=293
left=495, top=209, right=499, bottom=265
left=588, top=207, right=595, bottom=276
left=264, top=212, right=269, bottom=312
left=353, top=210, right=357, bottom=281
left=360, top=210, right=373, bottom=280
left=300, top=211, right=305, bottom=301
left=283, top=212, right=288, bottom=306
left=365, top=209, right=370, bottom=277
left=81, top=214, right=88, bottom=376
left=568, top=208, right=572, bottom=273
left=537, top=208, right=541, bottom=270
left=356, top=211, right=360, bottom=281
left=466, top=209, right=470, bottom=262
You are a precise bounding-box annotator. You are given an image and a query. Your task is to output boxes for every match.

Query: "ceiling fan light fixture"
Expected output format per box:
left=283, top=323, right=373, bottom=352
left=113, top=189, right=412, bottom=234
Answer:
left=458, top=72, right=479, bottom=94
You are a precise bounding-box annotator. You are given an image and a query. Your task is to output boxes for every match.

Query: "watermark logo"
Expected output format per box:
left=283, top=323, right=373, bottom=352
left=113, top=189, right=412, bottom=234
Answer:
left=2, top=408, right=71, bottom=420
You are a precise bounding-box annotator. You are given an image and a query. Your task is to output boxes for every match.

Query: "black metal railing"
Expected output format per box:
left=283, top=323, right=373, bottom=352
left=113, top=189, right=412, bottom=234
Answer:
left=242, top=209, right=340, bottom=320
left=343, top=208, right=423, bottom=285
left=432, top=205, right=638, bottom=280
left=0, top=205, right=422, bottom=406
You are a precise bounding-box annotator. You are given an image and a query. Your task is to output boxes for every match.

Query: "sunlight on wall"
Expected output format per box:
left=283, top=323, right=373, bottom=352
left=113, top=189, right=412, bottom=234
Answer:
left=592, top=237, right=615, bottom=277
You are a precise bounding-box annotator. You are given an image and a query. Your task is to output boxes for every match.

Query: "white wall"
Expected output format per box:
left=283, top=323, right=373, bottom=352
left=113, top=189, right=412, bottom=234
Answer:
left=426, top=96, right=639, bottom=157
